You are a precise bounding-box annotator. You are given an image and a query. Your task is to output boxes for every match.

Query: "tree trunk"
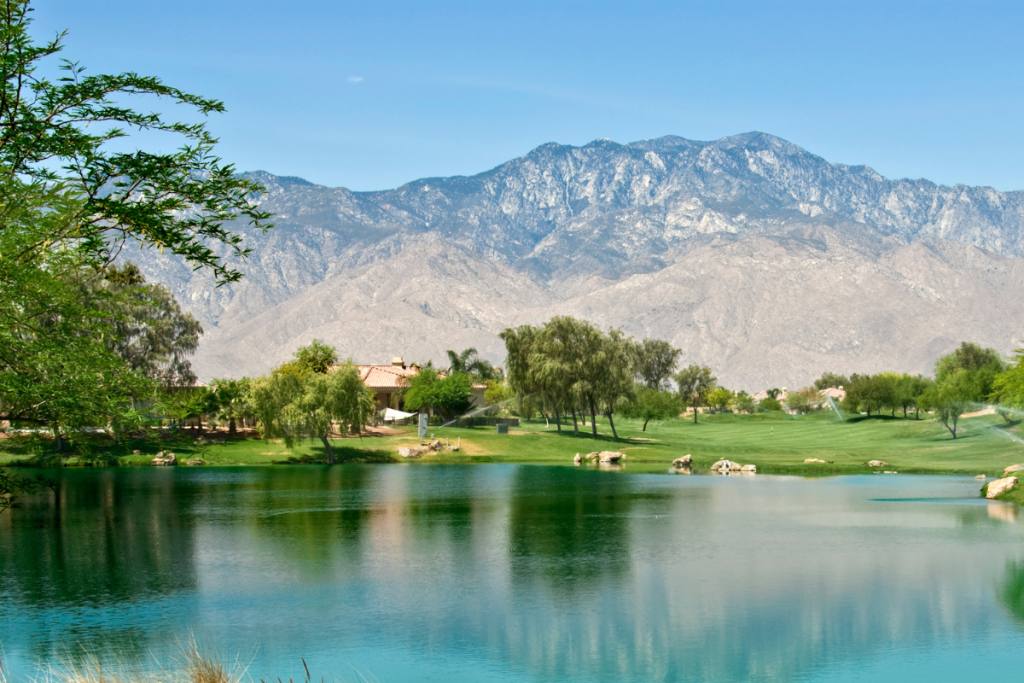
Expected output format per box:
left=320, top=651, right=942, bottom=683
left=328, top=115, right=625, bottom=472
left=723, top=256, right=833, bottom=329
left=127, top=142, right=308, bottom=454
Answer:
left=692, top=400, right=698, bottom=424
left=642, top=418, right=649, bottom=432
left=572, top=409, right=579, bottom=435
left=554, top=409, right=562, bottom=434
left=588, top=396, right=598, bottom=438
left=321, top=435, right=336, bottom=464
left=229, top=417, right=237, bottom=438
left=607, top=412, right=619, bottom=439
left=891, top=407, right=895, bottom=417
left=903, top=406, right=907, bottom=418
left=53, top=423, right=63, bottom=453
left=915, top=406, right=920, bottom=420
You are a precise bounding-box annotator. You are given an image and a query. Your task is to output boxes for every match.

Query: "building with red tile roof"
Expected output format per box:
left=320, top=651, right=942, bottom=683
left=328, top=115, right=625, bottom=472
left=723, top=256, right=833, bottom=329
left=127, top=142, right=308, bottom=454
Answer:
left=338, top=356, right=489, bottom=413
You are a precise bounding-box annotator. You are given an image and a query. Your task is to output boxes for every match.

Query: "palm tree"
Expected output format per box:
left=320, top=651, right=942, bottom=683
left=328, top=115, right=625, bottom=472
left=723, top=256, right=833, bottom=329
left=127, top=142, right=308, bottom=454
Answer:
left=445, top=348, right=496, bottom=380
left=211, top=377, right=252, bottom=437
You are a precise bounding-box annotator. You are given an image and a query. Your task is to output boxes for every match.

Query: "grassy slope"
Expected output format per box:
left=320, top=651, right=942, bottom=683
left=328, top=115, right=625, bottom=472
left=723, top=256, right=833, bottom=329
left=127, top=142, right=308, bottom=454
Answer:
left=4, top=410, right=1023, bottom=482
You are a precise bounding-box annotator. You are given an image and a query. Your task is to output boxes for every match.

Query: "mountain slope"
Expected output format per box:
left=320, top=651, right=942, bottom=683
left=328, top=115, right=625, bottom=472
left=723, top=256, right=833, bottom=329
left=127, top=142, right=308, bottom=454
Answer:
left=130, top=133, right=1024, bottom=388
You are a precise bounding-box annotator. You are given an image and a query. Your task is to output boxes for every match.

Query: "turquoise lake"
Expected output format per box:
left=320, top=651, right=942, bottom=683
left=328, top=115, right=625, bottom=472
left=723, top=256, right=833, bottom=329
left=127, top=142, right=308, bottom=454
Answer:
left=1, top=465, right=1023, bottom=682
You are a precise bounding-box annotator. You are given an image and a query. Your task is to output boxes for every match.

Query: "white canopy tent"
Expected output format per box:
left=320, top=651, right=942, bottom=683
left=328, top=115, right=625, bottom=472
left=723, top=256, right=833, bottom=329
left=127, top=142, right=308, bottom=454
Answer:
left=382, top=408, right=417, bottom=422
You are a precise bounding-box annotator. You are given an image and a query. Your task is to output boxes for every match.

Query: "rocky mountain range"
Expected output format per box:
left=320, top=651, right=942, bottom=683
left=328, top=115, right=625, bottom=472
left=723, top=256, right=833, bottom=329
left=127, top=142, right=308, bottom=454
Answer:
left=133, top=132, right=1024, bottom=390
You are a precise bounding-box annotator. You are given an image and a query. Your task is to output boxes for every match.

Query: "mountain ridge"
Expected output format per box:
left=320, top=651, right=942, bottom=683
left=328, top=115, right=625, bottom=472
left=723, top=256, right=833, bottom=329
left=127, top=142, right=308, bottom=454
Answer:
left=129, top=132, right=1024, bottom=389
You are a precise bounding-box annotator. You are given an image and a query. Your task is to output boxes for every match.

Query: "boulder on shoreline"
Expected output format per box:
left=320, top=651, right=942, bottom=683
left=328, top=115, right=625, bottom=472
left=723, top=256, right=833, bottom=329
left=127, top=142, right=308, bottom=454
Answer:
left=598, top=451, right=626, bottom=463
left=986, top=476, right=1018, bottom=499
left=711, top=459, right=744, bottom=472
left=868, top=460, right=887, bottom=467
left=1003, top=464, right=1024, bottom=475
left=187, top=459, right=204, bottom=467
left=975, top=474, right=987, bottom=479
left=740, top=464, right=757, bottom=473
left=805, top=458, right=826, bottom=464
left=574, top=453, right=582, bottom=465
left=672, top=455, right=692, bottom=469
left=151, top=451, right=176, bottom=467
left=398, top=445, right=431, bottom=459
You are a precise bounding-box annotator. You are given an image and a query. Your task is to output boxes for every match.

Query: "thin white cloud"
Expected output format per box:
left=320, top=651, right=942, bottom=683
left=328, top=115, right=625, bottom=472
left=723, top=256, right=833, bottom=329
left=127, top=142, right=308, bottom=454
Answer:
left=348, top=76, right=364, bottom=84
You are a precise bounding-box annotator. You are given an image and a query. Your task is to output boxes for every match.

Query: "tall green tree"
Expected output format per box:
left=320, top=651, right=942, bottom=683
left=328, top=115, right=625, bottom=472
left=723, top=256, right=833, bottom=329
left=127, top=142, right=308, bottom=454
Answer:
left=730, top=390, right=755, bottom=414
left=0, top=1, right=271, bottom=443
left=251, top=352, right=373, bottom=464
left=545, top=317, right=607, bottom=438
left=814, top=372, right=848, bottom=390
left=992, top=347, right=1024, bottom=423
left=921, top=369, right=973, bottom=439
left=842, top=373, right=896, bottom=417
left=632, top=338, right=681, bottom=390
left=935, top=342, right=1005, bottom=402
left=622, top=385, right=680, bottom=431
left=291, top=340, right=340, bottom=375
left=596, top=329, right=635, bottom=439
left=402, top=368, right=473, bottom=420
left=706, top=387, right=734, bottom=413
left=91, top=263, right=203, bottom=388
left=0, top=1, right=271, bottom=282
left=675, top=364, right=716, bottom=424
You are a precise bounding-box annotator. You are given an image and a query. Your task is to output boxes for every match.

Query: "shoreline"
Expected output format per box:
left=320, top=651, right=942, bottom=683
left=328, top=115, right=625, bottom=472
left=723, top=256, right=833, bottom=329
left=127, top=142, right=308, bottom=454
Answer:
left=3, top=411, right=1022, bottom=499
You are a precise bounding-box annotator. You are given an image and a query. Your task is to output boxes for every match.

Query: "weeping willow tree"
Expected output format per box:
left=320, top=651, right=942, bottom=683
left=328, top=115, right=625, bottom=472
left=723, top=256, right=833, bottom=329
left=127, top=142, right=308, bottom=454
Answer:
left=250, top=343, right=375, bottom=464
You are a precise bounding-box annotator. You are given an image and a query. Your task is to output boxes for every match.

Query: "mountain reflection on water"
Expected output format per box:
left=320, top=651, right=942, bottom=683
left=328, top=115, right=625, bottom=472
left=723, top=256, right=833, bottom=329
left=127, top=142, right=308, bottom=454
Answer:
left=1, top=466, right=1023, bottom=682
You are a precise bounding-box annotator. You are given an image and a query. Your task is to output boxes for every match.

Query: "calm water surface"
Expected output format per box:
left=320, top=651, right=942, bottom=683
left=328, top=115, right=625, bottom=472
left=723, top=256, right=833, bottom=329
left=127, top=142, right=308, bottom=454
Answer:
left=1, top=465, right=1023, bottom=682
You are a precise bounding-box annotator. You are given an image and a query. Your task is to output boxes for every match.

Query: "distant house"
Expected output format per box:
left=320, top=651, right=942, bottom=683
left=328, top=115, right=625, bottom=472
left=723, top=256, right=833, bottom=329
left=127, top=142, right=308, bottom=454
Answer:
left=350, top=356, right=488, bottom=412
left=356, top=357, right=419, bottom=410
left=751, top=388, right=789, bottom=403
left=820, top=386, right=846, bottom=402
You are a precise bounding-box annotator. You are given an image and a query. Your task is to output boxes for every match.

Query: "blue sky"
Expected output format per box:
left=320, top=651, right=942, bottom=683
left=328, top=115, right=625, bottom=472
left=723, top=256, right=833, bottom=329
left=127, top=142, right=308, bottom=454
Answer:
left=32, top=1, right=1024, bottom=191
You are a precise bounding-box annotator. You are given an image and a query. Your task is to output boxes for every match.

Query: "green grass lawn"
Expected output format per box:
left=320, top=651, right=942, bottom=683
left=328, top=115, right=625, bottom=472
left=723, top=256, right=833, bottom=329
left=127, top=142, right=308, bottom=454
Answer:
left=423, top=410, right=1024, bottom=477
left=4, top=410, right=1024, bottom=482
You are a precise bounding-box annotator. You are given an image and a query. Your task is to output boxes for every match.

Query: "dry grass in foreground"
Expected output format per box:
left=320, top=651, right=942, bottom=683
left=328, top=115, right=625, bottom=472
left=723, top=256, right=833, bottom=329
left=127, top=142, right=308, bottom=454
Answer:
left=0, top=638, right=378, bottom=683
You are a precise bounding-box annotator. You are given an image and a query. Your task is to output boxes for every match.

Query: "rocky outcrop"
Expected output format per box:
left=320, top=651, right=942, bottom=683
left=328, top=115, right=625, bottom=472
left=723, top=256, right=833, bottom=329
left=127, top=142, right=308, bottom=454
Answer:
left=398, top=445, right=431, bottom=458
left=672, top=455, right=692, bottom=468
left=711, top=459, right=744, bottom=472
left=740, top=464, right=757, bottom=473
left=573, top=453, right=582, bottom=465
left=151, top=451, right=176, bottom=466
left=986, top=476, right=1018, bottom=499
left=1003, top=464, right=1024, bottom=475
left=580, top=451, right=627, bottom=463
